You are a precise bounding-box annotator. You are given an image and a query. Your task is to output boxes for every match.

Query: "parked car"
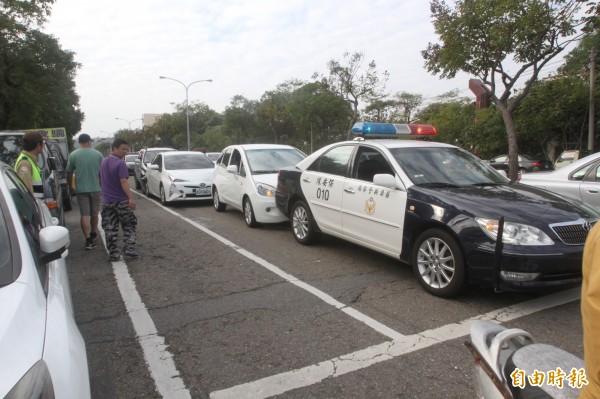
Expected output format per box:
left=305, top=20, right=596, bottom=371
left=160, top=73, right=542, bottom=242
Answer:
left=48, top=142, right=73, bottom=211
left=554, top=149, right=592, bottom=169
left=212, top=144, right=306, bottom=227
left=275, top=122, right=599, bottom=297
left=146, top=151, right=214, bottom=205
left=134, top=147, right=176, bottom=193
left=125, top=153, right=139, bottom=176
left=486, top=154, right=554, bottom=174
left=520, top=152, right=600, bottom=211
left=0, top=162, right=90, bottom=398
left=0, top=131, right=65, bottom=225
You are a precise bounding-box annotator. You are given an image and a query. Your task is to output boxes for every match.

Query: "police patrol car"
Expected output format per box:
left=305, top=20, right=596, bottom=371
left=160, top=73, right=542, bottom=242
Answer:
left=275, top=122, right=599, bottom=297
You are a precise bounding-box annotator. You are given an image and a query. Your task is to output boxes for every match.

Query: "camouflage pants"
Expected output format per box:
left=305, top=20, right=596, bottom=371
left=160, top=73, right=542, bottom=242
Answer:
left=101, top=200, right=137, bottom=258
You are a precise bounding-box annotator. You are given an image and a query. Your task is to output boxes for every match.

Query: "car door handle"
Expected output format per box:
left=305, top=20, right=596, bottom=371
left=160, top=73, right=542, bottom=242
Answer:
left=302, top=177, right=311, bottom=183
left=344, top=187, right=355, bottom=194
left=586, top=189, right=599, bottom=194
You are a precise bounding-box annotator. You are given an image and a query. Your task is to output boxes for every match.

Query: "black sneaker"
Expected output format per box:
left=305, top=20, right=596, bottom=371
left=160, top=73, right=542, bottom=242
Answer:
left=90, top=232, right=98, bottom=246
left=85, top=238, right=95, bottom=250
left=124, top=249, right=139, bottom=257
left=109, top=254, right=122, bottom=262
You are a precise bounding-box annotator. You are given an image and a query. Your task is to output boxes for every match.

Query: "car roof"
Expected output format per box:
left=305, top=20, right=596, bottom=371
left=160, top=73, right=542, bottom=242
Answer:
left=228, top=144, right=299, bottom=150
left=162, top=151, right=207, bottom=157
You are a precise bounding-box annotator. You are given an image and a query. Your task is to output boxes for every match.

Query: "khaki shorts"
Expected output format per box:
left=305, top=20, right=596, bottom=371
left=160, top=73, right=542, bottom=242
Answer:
left=77, top=192, right=101, bottom=217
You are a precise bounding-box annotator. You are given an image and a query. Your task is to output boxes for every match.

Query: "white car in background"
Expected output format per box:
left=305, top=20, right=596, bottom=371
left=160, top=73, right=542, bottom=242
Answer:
left=146, top=151, right=215, bottom=205
left=0, top=162, right=90, bottom=398
left=520, top=151, right=600, bottom=211
left=212, top=144, right=306, bottom=227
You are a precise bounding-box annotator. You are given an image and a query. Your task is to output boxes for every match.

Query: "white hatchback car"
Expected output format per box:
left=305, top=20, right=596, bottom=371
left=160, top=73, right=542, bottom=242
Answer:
left=0, top=163, right=90, bottom=398
left=212, top=144, right=306, bottom=227
left=146, top=151, right=215, bottom=205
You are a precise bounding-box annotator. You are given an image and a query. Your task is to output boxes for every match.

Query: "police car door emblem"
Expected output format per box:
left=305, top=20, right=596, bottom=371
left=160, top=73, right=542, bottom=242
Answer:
left=365, top=197, right=376, bottom=215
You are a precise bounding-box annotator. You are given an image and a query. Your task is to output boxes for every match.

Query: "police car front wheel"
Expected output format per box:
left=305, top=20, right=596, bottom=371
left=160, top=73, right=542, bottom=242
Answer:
left=411, top=228, right=466, bottom=298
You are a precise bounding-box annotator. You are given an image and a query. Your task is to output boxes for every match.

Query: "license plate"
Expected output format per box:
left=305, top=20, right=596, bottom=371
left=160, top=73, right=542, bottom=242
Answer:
left=196, top=188, right=210, bottom=195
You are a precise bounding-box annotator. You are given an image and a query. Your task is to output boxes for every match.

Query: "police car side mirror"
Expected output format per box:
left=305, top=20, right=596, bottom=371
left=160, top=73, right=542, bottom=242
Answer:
left=373, top=173, right=401, bottom=189
left=47, top=156, right=57, bottom=171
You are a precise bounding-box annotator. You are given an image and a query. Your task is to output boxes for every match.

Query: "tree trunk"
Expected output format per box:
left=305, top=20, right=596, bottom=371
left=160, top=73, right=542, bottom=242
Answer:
left=497, top=104, right=520, bottom=182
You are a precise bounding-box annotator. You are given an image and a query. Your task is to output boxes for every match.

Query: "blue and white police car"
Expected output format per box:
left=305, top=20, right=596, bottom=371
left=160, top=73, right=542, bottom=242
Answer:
left=275, top=122, right=599, bottom=297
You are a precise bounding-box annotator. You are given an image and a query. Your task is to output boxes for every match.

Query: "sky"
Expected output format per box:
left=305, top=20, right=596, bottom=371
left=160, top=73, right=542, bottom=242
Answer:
left=42, top=0, right=564, bottom=138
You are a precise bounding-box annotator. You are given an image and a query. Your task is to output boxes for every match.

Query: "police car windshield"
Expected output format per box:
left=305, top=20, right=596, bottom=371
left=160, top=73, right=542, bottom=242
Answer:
left=389, top=147, right=506, bottom=186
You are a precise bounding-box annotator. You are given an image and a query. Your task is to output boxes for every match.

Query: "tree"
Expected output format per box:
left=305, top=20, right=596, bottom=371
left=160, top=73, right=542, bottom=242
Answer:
left=0, top=0, right=83, bottom=138
left=223, top=95, right=259, bottom=143
left=314, top=51, right=389, bottom=138
left=422, top=0, right=590, bottom=180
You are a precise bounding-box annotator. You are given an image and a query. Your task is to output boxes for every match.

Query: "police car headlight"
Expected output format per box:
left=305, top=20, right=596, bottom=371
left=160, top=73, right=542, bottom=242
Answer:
left=256, top=183, right=276, bottom=197
left=476, top=218, right=554, bottom=245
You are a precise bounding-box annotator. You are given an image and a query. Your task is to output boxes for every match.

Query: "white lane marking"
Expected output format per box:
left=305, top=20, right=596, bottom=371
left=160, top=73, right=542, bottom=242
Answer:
left=154, top=201, right=406, bottom=341
left=98, top=221, right=192, bottom=399
left=210, top=287, right=580, bottom=399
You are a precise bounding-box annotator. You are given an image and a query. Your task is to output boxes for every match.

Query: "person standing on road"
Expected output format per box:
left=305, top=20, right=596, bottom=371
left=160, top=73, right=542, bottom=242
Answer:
left=100, top=138, right=138, bottom=262
left=66, top=133, right=104, bottom=250
left=581, top=222, right=600, bottom=399
left=14, top=131, right=45, bottom=199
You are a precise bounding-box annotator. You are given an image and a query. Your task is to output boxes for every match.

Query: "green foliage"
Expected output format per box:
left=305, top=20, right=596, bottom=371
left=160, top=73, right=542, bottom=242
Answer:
left=0, top=0, right=83, bottom=141
left=422, top=0, right=589, bottom=180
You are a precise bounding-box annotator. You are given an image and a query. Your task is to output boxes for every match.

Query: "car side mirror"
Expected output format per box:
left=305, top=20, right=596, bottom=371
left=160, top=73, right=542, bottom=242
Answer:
left=47, top=156, right=57, bottom=171
left=373, top=173, right=403, bottom=190
left=149, top=164, right=159, bottom=170
left=134, top=159, right=140, bottom=165
left=226, top=165, right=238, bottom=174
left=39, top=225, right=70, bottom=263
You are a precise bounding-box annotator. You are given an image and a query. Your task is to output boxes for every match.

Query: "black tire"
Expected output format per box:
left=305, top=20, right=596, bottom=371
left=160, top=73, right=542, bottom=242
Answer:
left=135, top=177, right=141, bottom=189
left=63, top=188, right=72, bottom=211
left=411, top=228, right=466, bottom=298
left=243, top=197, right=258, bottom=227
left=213, top=187, right=226, bottom=211
left=143, top=181, right=151, bottom=197
left=291, top=200, right=319, bottom=245
left=159, top=184, right=168, bottom=206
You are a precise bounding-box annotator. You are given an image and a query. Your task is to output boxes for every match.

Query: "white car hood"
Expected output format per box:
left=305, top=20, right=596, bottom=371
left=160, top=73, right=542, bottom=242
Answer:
left=169, top=168, right=214, bottom=183
left=251, top=173, right=278, bottom=186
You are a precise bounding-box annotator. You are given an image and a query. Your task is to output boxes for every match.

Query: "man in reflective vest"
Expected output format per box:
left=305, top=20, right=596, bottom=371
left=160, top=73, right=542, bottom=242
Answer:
left=14, top=131, right=45, bottom=199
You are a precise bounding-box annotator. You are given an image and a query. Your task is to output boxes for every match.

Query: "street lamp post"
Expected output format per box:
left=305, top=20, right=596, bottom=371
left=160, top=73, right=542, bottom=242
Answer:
left=115, top=117, right=143, bottom=130
left=159, top=75, right=212, bottom=151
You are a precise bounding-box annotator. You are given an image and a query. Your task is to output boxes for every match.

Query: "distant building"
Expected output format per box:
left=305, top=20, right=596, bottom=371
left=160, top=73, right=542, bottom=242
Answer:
left=143, top=113, right=161, bottom=127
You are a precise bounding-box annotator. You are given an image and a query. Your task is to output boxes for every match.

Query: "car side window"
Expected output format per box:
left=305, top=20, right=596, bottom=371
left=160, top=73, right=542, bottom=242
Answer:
left=220, top=149, right=232, bottom=167
left=3, top=169, right=46, bottom=289
left=230, top=150, right=242, bottom=173
left=152, top=154, right=161, bottom=165
left=353, top=147, right=394, bottom=182
left=308, top=145, right=354, bottom=177
left=571, top=163, right=593, bottom=181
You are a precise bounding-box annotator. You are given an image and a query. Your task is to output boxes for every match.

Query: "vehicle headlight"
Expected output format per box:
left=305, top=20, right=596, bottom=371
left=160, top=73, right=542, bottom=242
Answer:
left=256, top=183, right=276, bottom=197
left=168, top=175, right=186, bottom=183
left=476, top=218, right=554, bottom=245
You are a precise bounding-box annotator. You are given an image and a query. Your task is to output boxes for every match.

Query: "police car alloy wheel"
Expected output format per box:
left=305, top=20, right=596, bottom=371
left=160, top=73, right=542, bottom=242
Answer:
left=412, top=228, right=466, bottom=297
left=213, top=187, right=226, bottom=211
left=291, top=200, right=320, bottom=245
left=243, top=197, right=258, bottom=227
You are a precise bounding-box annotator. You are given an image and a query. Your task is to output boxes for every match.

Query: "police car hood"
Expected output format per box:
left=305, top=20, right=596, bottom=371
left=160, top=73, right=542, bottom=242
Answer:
left=168, top=168, right=214, bottom=183
left=408, top=182, right=598, bottom=224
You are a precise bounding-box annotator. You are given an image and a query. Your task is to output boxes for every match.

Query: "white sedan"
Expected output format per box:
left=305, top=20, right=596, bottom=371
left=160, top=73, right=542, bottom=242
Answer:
left=0, top=162, right=90, bottom=398
left=146, top=151, right=215, bottom=205
left=520, top=151, right=600, bottom=211
left=212, top=144, right=306, bottom=227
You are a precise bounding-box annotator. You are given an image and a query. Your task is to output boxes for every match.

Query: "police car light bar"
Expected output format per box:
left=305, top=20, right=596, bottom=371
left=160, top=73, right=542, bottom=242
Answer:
left=351, top=122, right=437, bottom=137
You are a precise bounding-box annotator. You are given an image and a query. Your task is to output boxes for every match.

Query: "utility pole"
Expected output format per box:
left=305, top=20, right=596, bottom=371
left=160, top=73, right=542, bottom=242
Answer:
left=589, top=47, right=596, bottom=152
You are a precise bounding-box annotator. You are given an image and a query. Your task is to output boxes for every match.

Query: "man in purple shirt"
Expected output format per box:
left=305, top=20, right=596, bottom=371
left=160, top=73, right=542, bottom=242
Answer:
left=100, top=138, right=138, bottom=262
